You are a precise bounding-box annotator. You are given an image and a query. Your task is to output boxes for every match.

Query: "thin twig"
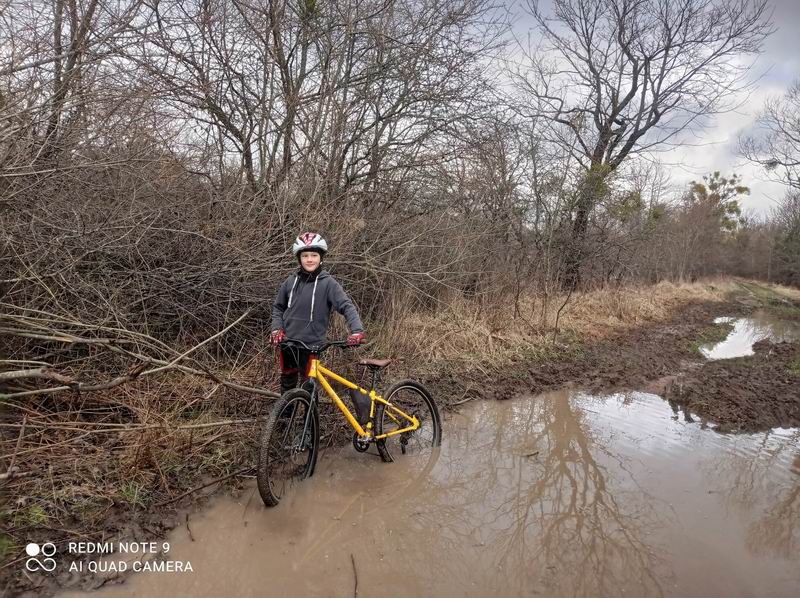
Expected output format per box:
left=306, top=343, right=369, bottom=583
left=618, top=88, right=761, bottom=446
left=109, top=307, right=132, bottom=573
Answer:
left=145, top=309, right=252, bottom=375
left=0, top=419, right=256, bottom=460
left=155, top=467, right=253, bottom=507
left=185, top=513, right=195, bottom=542
left=452, top=396, right=476, bottom=406
left=0, top=418, right=256, bottom=432
left=350, top=553, right=359, bottom=598
left=7, top=414, right=27, bottom=477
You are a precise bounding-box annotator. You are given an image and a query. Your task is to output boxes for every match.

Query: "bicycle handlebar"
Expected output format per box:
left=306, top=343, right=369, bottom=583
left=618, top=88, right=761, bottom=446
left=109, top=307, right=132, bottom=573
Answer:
left=278, top=338, right=354, bottom=352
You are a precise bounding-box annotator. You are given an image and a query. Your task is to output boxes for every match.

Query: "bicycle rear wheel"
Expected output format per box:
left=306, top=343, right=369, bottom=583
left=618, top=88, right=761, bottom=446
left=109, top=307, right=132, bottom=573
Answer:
left=257, top=389, right=318, bottom=507
left=376, top=380, right=441, bottom=464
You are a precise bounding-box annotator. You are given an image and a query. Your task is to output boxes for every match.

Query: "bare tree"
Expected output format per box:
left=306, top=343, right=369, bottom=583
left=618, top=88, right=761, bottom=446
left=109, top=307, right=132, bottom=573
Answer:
left=122, top=0, right=504, bottom=201
left=0, top=0, right=146, bottom=172
left=771, top=191, right=800, bottom=285
left=516, top=0, right=773, bottom=288
left=740, top=80, right=800, bottom=191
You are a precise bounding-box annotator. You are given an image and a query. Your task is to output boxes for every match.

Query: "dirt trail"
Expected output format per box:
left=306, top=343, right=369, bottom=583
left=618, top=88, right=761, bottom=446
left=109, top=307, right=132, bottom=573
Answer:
left=9, top=282, right=800, bottom=596
left=671, top=337, right=800, bottom=431
left=58, top=390, right=800, bottom=598
left=453, top=291, right=800, bottom=433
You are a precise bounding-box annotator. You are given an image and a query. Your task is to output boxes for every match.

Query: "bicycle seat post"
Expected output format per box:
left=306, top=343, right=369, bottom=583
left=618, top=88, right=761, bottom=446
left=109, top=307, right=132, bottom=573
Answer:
left=370, top=367, right=381, bottom=390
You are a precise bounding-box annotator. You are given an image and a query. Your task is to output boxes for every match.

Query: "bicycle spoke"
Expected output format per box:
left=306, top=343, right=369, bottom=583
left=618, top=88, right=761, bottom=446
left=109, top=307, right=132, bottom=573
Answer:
left=378, top=380, right=441, bottom=467
left=258, top=390, right=318, bottom=506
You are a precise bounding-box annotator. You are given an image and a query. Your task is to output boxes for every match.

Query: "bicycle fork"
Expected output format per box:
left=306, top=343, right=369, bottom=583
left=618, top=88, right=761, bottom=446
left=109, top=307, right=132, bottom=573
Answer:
left=280, top=396, right=315, bottom=453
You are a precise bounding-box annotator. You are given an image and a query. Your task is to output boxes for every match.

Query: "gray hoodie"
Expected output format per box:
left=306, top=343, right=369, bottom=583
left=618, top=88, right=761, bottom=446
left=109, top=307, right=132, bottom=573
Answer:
left=271, top=268, right=364, bottom=345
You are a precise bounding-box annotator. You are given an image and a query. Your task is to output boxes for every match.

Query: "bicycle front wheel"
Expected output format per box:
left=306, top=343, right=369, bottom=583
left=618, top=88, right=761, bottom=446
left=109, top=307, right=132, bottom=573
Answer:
left=376, top=380, right=442, bottom=464
left=257, top=389, right=318, bottom=507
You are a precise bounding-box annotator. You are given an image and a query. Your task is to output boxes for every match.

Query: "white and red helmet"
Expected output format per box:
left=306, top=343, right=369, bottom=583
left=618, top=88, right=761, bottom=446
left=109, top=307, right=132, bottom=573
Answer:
left=291, top=232, right=328, bottom=257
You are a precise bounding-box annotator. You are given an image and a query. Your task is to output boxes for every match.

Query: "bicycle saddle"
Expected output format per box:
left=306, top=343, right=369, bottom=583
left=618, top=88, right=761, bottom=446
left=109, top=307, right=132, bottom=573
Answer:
left=358, top=358, right=391, bottom=369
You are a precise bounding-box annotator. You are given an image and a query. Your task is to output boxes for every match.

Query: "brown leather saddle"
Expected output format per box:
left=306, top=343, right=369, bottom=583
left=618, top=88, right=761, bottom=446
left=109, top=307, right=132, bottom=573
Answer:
left=358, top=358, right=391, bottom=370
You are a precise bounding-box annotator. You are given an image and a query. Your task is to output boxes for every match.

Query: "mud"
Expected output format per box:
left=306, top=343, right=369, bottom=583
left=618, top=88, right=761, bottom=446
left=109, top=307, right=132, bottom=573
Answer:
left=441, top=300, right=800, bottom=433
left=671, top=339, right=800, bottom=432
left=445, top=300, right=745, bottom=402
left=700, top=311, right=800, bottom=359
left=58, top=390, right=800, bottom=598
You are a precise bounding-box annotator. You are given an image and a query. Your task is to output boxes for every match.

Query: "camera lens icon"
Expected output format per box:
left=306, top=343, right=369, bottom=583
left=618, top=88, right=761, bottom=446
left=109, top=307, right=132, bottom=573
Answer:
left=25, top=542, right=57, bottom=572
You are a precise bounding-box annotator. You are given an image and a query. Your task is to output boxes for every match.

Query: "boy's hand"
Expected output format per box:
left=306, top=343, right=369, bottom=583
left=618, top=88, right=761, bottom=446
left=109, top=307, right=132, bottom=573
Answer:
left=270, top=329, right=286, bottom=346
left=347, top=332, right=365, bottom=346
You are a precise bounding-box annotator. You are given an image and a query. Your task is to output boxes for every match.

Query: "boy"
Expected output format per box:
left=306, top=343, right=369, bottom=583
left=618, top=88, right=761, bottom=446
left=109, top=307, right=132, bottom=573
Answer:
left=270, top=232, right=365, bottom=394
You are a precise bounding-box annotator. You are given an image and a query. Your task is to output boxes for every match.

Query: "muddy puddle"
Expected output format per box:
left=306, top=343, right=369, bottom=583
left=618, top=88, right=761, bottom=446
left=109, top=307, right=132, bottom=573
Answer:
left=61, top=389, right=800, bottom=598
left=701, top=310, right=800, bottom=359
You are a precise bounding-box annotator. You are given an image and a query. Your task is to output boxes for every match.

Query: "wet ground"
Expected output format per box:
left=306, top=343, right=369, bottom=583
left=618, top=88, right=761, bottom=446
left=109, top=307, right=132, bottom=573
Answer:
left=61, top=389, right=800, bottom=598
left=700, top=310, right=800, bottom=359
left=671, top=310, right=800, bottom=432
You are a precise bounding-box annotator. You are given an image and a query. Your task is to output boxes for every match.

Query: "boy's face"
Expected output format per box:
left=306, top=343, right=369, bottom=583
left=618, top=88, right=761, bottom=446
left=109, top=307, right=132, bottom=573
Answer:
left=299, top=250, right=321, bottom=272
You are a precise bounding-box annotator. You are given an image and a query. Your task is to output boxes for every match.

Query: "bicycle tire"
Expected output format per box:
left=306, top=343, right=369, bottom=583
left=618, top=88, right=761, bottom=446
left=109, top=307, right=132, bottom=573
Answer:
left=376, top=380, right=442, bottom=463
left=257, top=389, right=319, bottom=507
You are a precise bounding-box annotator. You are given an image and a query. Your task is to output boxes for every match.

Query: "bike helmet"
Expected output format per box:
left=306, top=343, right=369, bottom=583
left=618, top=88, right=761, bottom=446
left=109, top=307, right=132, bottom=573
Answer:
left=291, top=232, right=328, bottom=257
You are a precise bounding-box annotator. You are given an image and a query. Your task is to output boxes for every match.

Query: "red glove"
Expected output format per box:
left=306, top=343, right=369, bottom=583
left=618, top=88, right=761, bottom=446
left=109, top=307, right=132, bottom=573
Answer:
left=270, top=329, right=286, bottom=346
left=347, top=332, right=365, bottom=346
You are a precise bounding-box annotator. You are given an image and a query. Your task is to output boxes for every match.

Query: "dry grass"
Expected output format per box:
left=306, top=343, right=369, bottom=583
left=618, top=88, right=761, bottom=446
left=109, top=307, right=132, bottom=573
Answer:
left=367, top=278, right=744, bottom=377
left=559, top=279, right=737, bottom=337
left=758, top=281, right=800, bottom=302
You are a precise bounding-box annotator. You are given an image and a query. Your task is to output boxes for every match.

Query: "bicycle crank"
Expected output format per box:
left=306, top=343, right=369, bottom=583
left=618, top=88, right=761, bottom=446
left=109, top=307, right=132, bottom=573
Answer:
left=352, top=432, right=371, bottom=453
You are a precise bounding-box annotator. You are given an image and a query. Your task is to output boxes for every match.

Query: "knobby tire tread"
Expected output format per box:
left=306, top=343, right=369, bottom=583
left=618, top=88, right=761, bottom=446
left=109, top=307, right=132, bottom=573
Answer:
left=257, top=389, right=318, bottom=507
left=376, top=379, right=442, bottom=463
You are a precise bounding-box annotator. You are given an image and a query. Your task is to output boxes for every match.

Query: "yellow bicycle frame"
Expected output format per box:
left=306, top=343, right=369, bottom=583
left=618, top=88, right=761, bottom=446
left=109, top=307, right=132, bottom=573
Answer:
left=307, top=356, right=419, bottom=440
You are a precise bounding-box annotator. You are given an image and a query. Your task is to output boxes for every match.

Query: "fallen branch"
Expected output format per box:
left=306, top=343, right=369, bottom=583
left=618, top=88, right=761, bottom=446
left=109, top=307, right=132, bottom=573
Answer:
left=0, top=308, right=279, bottom=401
left=0, top=368, right=74, bottom=383
left=0, top=468, right=34, bottom=481
left=0, top=353, right=278, bottom=401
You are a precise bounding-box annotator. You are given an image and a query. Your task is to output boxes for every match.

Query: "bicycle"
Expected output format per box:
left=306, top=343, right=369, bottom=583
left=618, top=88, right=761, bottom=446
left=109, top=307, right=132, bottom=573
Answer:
left=257, top=338, right=442, bottom=507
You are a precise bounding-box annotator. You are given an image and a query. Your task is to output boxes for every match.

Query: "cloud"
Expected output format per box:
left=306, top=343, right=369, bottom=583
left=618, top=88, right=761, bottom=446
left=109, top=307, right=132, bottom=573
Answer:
left=666, top=0, right=800, bottom=214
left=665, top=84, right=789, bottom=215
left=509, top=0, right=798, bottom=214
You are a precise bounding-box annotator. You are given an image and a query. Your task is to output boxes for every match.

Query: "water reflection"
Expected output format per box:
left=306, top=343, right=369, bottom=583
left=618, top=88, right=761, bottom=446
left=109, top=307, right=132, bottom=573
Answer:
left=60, top=391, right=800, bottom=598
left=701, top=310, right=800, bottom=359
left=747, top=484, right=800, bottom=564
left=701, top=428, right=800, bottom=563
left=419, top=392, right=672, bottom=596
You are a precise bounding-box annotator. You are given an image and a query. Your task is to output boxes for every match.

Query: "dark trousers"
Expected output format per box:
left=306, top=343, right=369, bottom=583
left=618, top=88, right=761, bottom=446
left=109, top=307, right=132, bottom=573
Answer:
left=279, top=346, right=312, bottom=395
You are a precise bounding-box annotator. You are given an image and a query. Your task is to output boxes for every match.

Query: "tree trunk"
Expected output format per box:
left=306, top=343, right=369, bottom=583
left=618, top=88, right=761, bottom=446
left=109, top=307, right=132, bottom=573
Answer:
left=563, top=164, right=609, bottom=290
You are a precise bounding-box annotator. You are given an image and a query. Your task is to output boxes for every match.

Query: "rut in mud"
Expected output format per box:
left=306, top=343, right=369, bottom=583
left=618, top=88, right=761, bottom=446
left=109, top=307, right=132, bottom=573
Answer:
left=669, top=310, right=800, bottom=432
left=60, top=389, right=800, bottom=598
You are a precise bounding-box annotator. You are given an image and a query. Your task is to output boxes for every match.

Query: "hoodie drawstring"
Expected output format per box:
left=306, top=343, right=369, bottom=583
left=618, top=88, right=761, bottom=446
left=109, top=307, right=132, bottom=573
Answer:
left=310, top=276, right=319, bottom=322
left=287, top=273, right=319, bottom=322
left=287, top=276, right=299, bottom=309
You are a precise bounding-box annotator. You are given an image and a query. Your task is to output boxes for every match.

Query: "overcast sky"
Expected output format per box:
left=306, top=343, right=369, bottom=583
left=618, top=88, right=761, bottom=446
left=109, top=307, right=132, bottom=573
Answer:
left=510, top=0, right=799, bottom=215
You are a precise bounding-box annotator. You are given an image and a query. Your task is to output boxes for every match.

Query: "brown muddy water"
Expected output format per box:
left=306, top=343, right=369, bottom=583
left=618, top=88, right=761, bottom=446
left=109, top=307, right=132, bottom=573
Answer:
left=60, top=389, right=800, bottom=598
left=701, top=310, right=800, bottom=359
